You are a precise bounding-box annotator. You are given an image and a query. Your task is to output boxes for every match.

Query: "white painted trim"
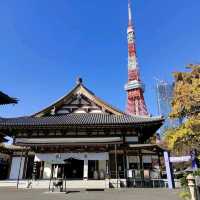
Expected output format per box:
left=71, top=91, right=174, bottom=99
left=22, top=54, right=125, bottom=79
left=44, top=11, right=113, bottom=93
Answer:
left=83, top=159, right=88, bottom=179
left=34, top=152, right=109, bottom=162
left=16, top=137, right=121, bottom=145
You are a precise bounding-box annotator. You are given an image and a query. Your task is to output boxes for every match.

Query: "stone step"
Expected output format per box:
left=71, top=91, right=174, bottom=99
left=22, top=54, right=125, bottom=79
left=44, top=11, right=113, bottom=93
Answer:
left=0, top=179, right=111, bottom=189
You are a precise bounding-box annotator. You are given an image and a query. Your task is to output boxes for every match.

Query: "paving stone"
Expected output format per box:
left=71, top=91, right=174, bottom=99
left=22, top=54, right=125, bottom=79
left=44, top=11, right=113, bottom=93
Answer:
left=0, top=188, right=180, bottom=200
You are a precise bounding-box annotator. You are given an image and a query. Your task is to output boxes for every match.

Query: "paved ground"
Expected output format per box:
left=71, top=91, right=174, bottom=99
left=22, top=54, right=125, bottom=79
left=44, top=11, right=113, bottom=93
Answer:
left=0, top=188, right=180, bottom=200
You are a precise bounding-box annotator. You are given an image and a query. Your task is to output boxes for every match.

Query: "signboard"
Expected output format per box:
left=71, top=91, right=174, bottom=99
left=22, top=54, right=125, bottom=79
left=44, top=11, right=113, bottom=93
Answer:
left=170, top=156, right=191, bottom=163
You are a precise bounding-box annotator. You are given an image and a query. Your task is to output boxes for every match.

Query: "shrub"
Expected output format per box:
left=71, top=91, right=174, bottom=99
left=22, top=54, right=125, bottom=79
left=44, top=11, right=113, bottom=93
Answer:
left=179, top=190, right=190, bottom=200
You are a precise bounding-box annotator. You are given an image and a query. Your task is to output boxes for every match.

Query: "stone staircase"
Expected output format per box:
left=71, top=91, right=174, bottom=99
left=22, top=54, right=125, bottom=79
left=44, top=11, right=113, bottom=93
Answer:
left=0, top=179, right=110, bottom=189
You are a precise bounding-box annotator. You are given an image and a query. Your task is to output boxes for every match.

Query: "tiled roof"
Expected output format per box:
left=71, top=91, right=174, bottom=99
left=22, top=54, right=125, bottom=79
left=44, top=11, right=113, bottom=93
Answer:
left=0, top=91, right=18, bottom=105
left=0, top=113, right=163, bottom=128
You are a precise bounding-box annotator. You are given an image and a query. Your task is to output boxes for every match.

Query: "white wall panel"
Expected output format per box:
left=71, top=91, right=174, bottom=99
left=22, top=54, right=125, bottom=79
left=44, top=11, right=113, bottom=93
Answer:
left=99, top=160, right=106, bottom=171
left=143, top=156, right=152, bottom=163
left=9, top=157, right=25, bottom=180
left=43, top=162, right=51, bottom=179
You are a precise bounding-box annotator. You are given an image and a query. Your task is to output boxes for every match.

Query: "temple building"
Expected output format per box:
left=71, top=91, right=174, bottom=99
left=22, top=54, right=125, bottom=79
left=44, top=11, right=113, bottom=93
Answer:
left=0, top=79, right=164, bottom=188
left=0, top=91, right=17, bottom=180
left=0, top=91, right=17, bottom=142
left=0, top=1, right=165, bottom=188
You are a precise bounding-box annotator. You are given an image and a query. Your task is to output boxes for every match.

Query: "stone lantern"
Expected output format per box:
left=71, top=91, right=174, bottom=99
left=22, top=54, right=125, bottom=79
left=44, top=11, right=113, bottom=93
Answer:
left=187, top=174, right=197, bottom=200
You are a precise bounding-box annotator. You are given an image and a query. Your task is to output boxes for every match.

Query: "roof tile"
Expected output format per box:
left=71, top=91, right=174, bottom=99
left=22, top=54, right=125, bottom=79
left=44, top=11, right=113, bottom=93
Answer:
left=0, top=113, right=163, bottom=127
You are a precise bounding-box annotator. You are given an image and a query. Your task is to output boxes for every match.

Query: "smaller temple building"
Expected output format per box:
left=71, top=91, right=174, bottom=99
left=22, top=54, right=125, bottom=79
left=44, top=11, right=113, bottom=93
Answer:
left=0, top=91, right=18, bottom=180
left=0, top=80, right=164, bottom=188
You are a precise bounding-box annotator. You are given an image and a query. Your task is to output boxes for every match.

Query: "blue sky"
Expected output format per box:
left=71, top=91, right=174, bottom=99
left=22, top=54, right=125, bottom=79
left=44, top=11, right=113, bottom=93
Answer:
left=0, top=0, right=200, bottom=118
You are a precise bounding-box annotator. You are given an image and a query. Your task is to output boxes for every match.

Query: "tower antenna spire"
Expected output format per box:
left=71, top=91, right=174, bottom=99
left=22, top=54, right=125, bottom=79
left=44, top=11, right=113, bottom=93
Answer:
left=128, top=0, right=132, bottom=26
left=125, top=0, right=148, bottom=116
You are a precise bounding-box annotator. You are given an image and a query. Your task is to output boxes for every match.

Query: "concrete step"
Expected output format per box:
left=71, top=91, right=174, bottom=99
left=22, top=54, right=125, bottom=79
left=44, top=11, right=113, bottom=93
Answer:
left=0, top=179, right=110, bottom=189
left=0, top=180, right=27, bottom=188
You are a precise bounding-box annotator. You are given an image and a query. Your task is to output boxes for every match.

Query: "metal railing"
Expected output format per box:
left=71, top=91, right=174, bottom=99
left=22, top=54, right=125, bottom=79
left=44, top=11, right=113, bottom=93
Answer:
left=49, top=177, right=64, bottom=192
left=109, top=169, right=166, bottom=188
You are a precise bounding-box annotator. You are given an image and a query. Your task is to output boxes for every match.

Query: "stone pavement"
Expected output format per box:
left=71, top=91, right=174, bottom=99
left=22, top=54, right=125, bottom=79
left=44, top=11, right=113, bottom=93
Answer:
left=0, top=188, right=180, bottom=200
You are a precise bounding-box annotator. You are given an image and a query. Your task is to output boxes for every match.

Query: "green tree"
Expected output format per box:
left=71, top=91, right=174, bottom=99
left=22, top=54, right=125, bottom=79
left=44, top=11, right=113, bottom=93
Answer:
left=170, top=64, right=200, bottom=119
left=164, top=65, right=200, bottom=155
left=164, top=117, right=200, bottom=155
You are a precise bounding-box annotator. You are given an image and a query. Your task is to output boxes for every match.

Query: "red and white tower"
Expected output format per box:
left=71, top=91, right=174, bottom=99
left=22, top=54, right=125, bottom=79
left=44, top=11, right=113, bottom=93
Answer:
left=125, top=0, right=148, bottom=116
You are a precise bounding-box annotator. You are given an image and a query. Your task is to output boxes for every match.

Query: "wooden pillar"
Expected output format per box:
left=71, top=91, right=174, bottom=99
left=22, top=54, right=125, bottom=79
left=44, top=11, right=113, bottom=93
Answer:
left=158, top=152, right=163, bottom=178
left=123, top=149, right=127, bottom=179
left=22, top=150, right=29, bottom=179
left=114, top=144, right=118, bottom=188
left=122, top=134, right=127, bottom=179
left=139, top=149, right=144, bottom=184
left=139, top=150, right=143, bottom=170
left=106, top=160, right=109, bottom=178
left=126, top=155, right=129, bottom=171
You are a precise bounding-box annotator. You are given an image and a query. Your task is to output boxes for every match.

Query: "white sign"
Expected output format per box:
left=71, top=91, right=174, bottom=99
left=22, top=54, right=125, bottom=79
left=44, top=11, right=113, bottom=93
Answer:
left=10, top=157, right=25, bottom=180
left=170, top=156, right=191, bottom=163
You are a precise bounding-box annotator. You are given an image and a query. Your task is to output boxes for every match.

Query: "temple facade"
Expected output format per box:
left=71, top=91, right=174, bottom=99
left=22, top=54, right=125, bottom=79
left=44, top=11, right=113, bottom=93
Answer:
left=0, top=1, right=165, bottom=189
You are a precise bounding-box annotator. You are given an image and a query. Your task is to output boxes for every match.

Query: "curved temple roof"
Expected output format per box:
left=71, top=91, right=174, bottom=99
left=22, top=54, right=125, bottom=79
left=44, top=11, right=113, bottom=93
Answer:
left=0, top=113, right=163, bottom=128
left=0, top=91, right=18, bottom=105
left=0, top=81, right=164, bottom=134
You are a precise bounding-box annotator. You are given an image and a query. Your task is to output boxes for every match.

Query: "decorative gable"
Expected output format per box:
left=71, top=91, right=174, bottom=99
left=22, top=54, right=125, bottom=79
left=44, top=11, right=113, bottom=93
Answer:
left=33, top=79, right=124, bottom=117
left=54, top=94, right=104, bottom=115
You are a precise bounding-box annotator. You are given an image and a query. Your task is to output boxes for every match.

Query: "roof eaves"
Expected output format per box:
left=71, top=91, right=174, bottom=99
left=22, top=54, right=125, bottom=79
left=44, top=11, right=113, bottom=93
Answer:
left=0, top=91, right=18, bottom=105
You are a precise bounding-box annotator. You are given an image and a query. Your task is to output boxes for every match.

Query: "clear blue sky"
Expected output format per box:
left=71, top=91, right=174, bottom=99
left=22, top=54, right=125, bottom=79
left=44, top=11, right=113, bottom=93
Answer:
left=0, top=0, right=200, bottom=118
